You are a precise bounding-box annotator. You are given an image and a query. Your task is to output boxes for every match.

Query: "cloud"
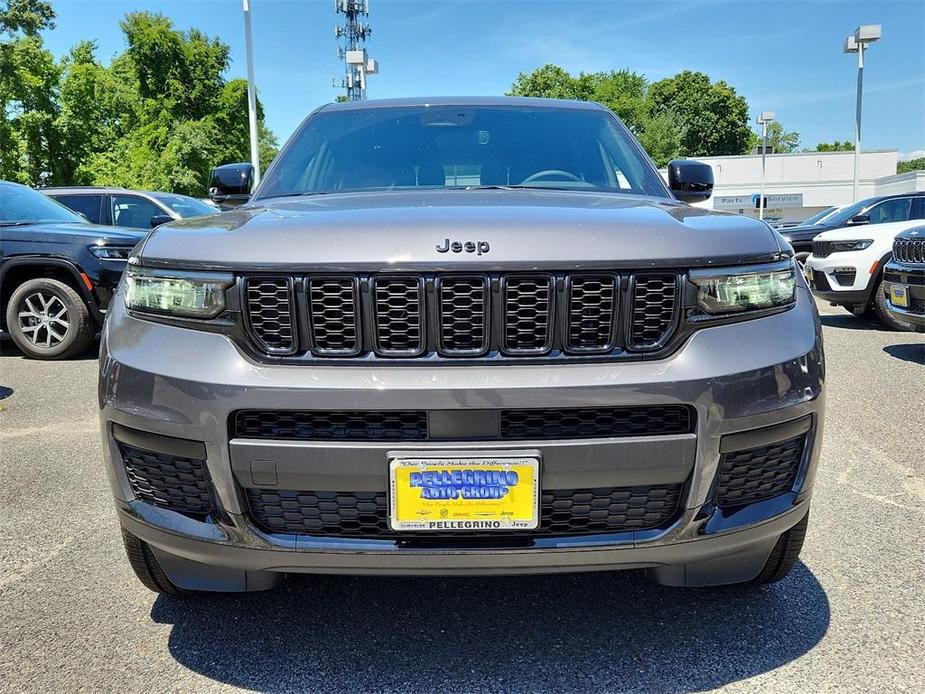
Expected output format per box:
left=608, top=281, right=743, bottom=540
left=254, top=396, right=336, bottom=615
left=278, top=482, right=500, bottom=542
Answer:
left=899, top=150, right=925, bottom=161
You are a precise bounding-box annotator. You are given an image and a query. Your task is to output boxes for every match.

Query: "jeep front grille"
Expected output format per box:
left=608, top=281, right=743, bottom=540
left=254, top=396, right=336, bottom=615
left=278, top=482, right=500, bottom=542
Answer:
left=812, top=240, right=834, bottom=258
left=242, top=271, right=682, bottom=360
left=245, top=484, right=683, bottom=538
left=893, top=237, right=925, bottom=264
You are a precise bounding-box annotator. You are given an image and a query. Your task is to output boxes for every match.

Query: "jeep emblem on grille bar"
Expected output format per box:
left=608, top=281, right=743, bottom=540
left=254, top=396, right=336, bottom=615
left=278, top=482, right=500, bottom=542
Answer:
left=436, top=238, right=490, bottom=255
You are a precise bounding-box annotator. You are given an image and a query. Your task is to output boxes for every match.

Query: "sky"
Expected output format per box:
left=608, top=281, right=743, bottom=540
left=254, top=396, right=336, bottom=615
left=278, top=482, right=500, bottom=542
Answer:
left=44, top=0, right=925, bottom=158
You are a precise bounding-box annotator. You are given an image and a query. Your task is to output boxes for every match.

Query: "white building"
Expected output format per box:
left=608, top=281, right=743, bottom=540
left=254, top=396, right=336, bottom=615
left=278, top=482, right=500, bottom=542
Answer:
left=661, top=150, right=925, bottom=225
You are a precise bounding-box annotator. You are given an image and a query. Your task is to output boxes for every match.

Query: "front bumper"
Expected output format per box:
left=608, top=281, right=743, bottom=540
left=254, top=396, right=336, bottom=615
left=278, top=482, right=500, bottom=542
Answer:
left=804, top=253, right=873, bottom=305
left=883, top=261, right=925, bottom=328
left=99, top=286, right=825, bottom=588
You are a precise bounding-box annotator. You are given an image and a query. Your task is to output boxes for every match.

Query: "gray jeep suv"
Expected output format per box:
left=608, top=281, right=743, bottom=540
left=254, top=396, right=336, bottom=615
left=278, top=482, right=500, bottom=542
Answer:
left=99, top=97, right=824, bottom=594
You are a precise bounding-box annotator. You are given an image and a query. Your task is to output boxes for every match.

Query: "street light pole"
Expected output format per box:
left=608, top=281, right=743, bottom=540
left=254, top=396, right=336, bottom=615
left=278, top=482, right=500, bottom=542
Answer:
left=243, top=0, right=261, bottom=186
left=756, top=111, right=775, bottom=221
left=844, top=24, right=881, bottom=203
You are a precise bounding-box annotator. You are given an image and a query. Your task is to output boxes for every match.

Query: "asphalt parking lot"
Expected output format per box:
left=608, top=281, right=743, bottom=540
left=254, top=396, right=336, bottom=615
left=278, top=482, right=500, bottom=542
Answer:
left=0, top=299, right=923, bottom=693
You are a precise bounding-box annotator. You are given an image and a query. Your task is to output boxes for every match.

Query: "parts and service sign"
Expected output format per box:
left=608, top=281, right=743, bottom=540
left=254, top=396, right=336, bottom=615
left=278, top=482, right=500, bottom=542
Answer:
left=388, top=457, right=540, bottom=531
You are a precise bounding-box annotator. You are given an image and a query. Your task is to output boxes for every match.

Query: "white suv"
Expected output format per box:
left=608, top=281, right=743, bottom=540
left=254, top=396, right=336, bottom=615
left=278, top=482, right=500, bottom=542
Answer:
left=805, top=219, right=921, bottom=330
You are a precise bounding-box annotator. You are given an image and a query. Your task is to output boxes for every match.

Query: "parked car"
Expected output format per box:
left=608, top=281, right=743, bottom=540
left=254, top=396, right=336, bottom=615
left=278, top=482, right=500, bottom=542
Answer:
left=882, top=226, right=925, bottom=332
left=43, top=186, right=218, bottom=229
left=0, top=181, right=146, bottom=359
left=100, top=97, right=823, bottom=595
left=780, top=192, right=925, bottom=264
left=804, top=219, right=921, bottom=330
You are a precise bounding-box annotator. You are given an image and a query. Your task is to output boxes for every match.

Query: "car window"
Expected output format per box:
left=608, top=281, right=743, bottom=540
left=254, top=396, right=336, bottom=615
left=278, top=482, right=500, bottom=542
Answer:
left=51, top=194, right=103, bottom=224
left=0, top=183, right=86, bottom=224
left=257, top=105, right=670, bottom=200
left=149, top=193, right=217, bottom=218
left=111, top=194, right=163, bottom=229
left=868, top=198, right=912, bottom=224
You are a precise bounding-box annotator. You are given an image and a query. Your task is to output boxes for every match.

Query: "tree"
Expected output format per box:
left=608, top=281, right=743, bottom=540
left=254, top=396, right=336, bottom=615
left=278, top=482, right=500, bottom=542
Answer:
left=749, top=121, right=800, bottom=153
left=811, top=140, right=854, bottom=152
left=898, top=157, right=925, bottom=174
left=646, top=71, right=751, bottom=159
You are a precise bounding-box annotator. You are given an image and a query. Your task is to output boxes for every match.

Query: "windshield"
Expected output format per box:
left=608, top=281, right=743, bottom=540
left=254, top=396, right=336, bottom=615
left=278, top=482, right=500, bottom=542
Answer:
left=0, top=183, right=86, bottom=224
left=800, top=207, right=837, bottom=226
left=822, top=198, right=877, bottom=226
left=256, top=105, right=670, bottom=200
left=151, top=193, right=218, bottom=218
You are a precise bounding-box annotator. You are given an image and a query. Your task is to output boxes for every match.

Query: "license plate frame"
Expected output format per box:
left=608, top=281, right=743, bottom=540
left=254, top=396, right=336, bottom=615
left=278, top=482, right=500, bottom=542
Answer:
left=388, top=455, right=540, bottom=532
left=889, top=285, right=909, bottom=308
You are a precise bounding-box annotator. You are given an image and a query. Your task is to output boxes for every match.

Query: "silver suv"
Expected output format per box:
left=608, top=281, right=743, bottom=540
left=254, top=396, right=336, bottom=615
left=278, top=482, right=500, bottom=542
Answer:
left=99, top=97, right=824, bottom=594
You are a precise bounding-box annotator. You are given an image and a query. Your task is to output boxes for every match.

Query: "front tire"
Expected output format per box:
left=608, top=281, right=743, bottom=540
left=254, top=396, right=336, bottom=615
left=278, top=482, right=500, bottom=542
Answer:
left=749, top=512, right=809, bottom=584
left=5, top=278, right=95, bottom=359
left=872, top=278, right=916, bottom=331
left=120, top=528, right=188, bottom=596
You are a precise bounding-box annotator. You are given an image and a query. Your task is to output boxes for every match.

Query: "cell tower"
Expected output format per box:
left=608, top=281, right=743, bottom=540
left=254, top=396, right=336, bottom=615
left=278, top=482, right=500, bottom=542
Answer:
left=334, top=0, right=378, bottom=101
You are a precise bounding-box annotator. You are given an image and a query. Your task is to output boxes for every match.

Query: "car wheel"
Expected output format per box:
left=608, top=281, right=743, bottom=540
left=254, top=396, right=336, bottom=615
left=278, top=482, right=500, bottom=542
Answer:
left=749, top=511, right=809, bottom=585
left=5, top=278, right=96, bottom=359
left=872, top=278, right=916, bottom=331
left=120, top=528, right=188, bottom=596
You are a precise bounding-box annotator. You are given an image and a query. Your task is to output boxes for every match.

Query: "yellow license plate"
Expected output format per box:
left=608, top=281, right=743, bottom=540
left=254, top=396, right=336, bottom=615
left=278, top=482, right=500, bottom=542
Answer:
left=389, top=457, right=539, bottom=531
left=889, top=285, right=909, bottom=307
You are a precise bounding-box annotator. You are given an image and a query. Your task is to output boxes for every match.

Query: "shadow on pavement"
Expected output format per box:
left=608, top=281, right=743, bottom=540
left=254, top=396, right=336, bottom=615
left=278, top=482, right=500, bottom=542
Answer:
left=152, top=564, right=829, bottom=692
left=883, top=343, right=925, bottom=365
left=818, top=313, right=885, bottom=331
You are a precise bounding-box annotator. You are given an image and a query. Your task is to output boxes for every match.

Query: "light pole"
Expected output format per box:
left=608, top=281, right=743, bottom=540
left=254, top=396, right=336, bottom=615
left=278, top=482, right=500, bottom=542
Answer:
left=756, top=111, right=775, bottom=221
left=243, top=0, right=261, bottom=186
left=844, top=24, right=881, bottom=203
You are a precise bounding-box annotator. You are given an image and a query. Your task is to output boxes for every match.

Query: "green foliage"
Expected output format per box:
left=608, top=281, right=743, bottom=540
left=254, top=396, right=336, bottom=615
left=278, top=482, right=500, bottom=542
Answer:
left=812, top=140, right=854, bottom=152
left=0, top=5, right=278, bottom=195
left=749, top=121, right=801, bottom=153
left=509, top=65, right=751, bottom=166
left=898, top=157, right=925, bottom=174
left=646, top=71, right=751, bottom=160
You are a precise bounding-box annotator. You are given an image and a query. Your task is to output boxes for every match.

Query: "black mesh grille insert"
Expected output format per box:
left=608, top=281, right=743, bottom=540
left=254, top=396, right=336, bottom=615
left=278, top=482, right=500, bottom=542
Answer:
left=503, top=275, right=553, bottom=354
left=500, top=405, right=694, bottom=440
left=893, top=237, right=925, bottom=264
left=373, top=276, right=424, bottom=355
left=812, top=240, right=834, bottom=258
left=715, top=435, right=806, bottom=508
left=245, top=484, right=682, bottom=537
left=308, top=276, right=360, bottom=354
left=244, top=277, right=295, bottom=352
left=629, top=274, right=678, bottom=350
left=437, top=276, right=489, bottom=355
left=567, top=274, right=617, bottom=352
left=234, top=410, right=428, bottom=441
left=120, top=445, right=212, bottom=517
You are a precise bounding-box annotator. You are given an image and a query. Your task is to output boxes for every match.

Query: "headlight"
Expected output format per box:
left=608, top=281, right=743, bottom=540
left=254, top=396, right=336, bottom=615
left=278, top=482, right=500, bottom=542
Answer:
left=830, top=239, right=873, bottom=252
left=125, top=267, right=234, bottom=318
left=690, top=261, right=796, bottom=315
left=90, top=245, right=134, bottom=260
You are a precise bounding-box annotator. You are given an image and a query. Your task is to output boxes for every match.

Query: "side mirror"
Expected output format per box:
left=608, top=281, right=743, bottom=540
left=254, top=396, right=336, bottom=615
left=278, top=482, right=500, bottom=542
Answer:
left=150, top=214, right=173, bottom=228
left=209, top=162, right=255, bottom=209
left=667, top=159, right=714, bottom=203
left=847, top=213, right=870, bottom=226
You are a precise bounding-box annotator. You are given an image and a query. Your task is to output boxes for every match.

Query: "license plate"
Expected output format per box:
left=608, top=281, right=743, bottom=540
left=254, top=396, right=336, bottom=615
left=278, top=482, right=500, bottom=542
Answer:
left=889, top=285, right=909, bottom=307
left=388, top=456, right=539, bottom=532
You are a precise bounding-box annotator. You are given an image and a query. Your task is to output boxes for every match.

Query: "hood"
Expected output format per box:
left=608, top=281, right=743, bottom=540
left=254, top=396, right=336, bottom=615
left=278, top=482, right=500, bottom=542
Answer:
left=812, top=220, right=920, bottom=242
left=137, top=190, right=783, bottom=271
left=0, top=221, right=147, bottom=245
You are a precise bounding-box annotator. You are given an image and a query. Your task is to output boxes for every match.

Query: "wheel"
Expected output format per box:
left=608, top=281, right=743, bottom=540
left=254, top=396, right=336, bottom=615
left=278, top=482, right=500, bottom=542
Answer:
left=872, top=278, right=916, bottom=331
left=120, top=528, right=188, bottom=596
left=750, top=512, right=809, bottom=584
left=5, top=278, right=95, bottom=359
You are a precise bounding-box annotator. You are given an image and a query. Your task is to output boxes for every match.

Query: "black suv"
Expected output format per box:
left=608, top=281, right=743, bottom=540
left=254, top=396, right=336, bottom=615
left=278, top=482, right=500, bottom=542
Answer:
left=43, top=186, right=218, bottom=229
left=781, top=192, right=925, bottom=263
left=0, top=181, right=146, bottom=359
